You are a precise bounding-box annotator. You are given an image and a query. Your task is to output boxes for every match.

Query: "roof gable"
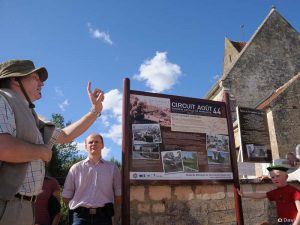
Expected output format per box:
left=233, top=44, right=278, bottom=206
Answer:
left=257, top=73, right=300, bottom=109
left=230, top=41, right=246, bottom=52
left=206, top=7, right=300, bottom=99
left=222, top=38, right=247, bottom=75
left=222, top=7, right=294, bottom=80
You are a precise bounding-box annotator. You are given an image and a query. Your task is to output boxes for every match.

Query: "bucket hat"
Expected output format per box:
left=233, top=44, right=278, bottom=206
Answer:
left=0, top=59, right=48, bottom=82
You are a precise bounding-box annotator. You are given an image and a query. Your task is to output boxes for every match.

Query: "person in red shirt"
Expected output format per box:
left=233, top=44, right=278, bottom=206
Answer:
left=238, top=165, right=300, bottom=225
left=34, top=176, right=61, bottom=225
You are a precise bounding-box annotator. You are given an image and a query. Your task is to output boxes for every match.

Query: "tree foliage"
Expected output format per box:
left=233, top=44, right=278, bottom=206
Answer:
left=110, top=156, right=122, bottom=169
left=47, top=113, right=84, bottom=179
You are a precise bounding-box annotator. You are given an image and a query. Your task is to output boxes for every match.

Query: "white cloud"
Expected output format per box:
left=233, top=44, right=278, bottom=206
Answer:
left=101, top=147, right=111, bottom=159
left=76, top=141, right=111, bottom=159
left=54, top=87, right=69, bottom=112
left=87, top=23, right=113, bottom=45
left=133, top=51, right=182, bottom=93
left=58, top=99, right=69, bottom=112
left=102, top=124, right=122, bottom=146
left=101, top=89, right=123, bottom=145
left=77, top=141, right=85, bottom=151
left=100, top=114, right=110, bottom=127
left=213, top=74, right=220, bottom=80
left=103, top=89, right=123, bottom=122
left=54, top=87, right=64, bottom=97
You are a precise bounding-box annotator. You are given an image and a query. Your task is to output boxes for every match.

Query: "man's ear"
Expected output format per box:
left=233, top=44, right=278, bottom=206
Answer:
left=10, top=77, right=19, bottom=86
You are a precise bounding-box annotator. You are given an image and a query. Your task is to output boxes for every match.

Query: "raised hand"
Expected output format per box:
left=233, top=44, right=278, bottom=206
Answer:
left=87, top=82, right=105, bottom=113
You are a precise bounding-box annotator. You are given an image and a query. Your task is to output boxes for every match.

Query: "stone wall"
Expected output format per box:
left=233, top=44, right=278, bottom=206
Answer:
left=128, top=182, right=292, bottom=225
left=267, top=77, right=300, bottom=157
left=222, top=38, right=242, bottom=76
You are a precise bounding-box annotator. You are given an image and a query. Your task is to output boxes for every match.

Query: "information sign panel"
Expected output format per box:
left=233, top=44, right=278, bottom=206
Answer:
left=128, top=91, right=235, bottom=182
left=237, top=106, right=272, bottom=163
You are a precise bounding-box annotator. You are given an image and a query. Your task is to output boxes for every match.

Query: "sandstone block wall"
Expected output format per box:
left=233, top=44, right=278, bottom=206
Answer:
left=128, top=183, right=290, bottom=225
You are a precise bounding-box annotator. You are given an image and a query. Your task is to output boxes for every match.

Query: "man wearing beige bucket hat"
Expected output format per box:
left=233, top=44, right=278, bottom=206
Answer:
left=0, top=59, right=105, bottom=225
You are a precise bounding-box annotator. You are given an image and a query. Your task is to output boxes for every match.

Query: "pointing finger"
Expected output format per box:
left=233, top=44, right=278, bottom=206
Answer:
left=87, top=82, right=92, bottom=94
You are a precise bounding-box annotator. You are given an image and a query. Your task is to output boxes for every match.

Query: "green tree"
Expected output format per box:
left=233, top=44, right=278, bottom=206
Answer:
left=47, top=113, right=85, bottom=225
left=47, top=113, right=84, bottom=179
left=110, top=156, right=122, bottom=169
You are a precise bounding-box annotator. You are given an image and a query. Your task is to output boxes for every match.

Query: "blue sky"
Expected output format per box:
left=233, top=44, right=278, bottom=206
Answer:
left=1, top=0, right=299, bottom=162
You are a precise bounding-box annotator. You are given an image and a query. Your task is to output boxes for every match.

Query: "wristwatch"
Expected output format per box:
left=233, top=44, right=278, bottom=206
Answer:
left=90, top=107, right=101, bottom=117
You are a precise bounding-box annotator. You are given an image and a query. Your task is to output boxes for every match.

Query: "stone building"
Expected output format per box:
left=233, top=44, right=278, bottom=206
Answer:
left=206, top=7, right=300, bottom=158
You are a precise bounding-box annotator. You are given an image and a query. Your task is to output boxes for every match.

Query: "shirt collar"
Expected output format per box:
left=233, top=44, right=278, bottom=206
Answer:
left=84, top=157, right=105, bottom=165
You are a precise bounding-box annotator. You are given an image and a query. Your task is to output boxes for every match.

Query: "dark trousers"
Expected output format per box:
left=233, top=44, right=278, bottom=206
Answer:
left=72, top=209, right=112, bottom=225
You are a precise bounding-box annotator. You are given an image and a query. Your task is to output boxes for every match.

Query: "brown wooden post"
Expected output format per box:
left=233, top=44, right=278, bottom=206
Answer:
left=224, top=92, right=244, bottom=225
left=122, top=78, right=130, bottom=225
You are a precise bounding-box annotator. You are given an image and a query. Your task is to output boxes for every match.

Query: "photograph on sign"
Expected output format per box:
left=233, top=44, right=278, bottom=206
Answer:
left=130, top=95, right=171, bottom=127
left=132, top=144, right=160, bottom=160
left=246, top=144, right=268, bottom=159
left=181, top=151, right=199, bottom=172
left=132, top=123, right=162, bottom=144
left=161, top=150, right=184, bottom=173
left=207, top=134, right=231, bottom=165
